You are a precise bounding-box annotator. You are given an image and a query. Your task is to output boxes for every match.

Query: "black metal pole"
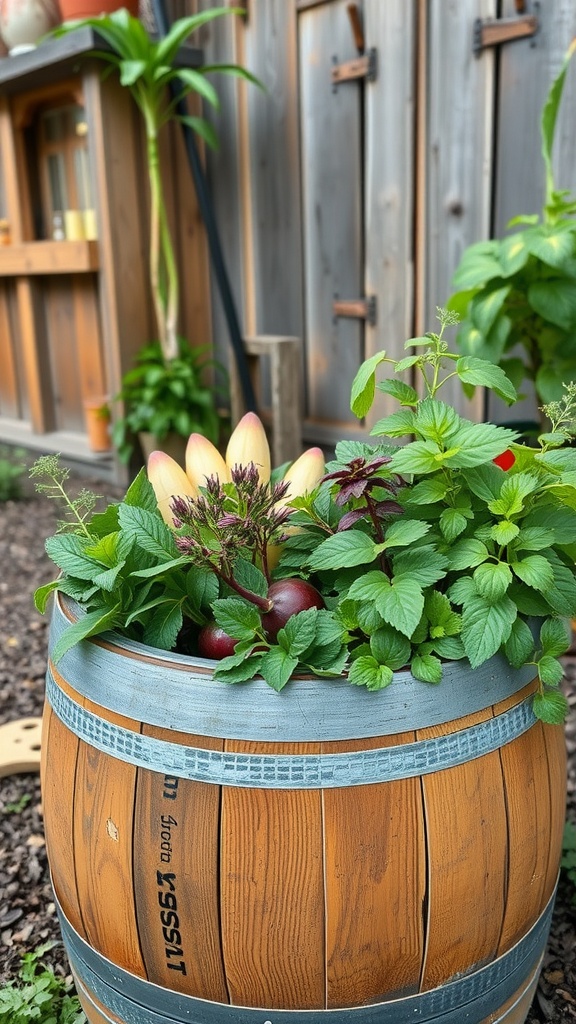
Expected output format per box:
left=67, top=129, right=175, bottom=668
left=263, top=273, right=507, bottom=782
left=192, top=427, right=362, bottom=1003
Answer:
left=151, top=0, right=257, bottom=414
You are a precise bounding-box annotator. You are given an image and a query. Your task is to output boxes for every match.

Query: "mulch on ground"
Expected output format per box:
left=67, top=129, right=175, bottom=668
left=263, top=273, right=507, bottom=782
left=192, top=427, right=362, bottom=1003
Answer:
left=0, top=478, right=575, bottom=1020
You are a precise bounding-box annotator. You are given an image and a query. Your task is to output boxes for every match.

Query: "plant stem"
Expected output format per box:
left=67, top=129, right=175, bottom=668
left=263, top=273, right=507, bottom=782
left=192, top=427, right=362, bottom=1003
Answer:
left=218, top=571, right=273, bottom=612
left=144, top=103, right=179, bottom=363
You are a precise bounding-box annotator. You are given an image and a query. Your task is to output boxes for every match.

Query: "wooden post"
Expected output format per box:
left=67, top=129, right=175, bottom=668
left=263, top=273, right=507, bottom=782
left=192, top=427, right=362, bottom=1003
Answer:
left=229, top=335, right=303, bottom=466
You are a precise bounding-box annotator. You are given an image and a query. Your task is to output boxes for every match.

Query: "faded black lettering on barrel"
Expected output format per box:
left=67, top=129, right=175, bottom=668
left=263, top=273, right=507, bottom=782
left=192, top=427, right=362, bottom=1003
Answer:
left=156, top=779, right=187, bottom=976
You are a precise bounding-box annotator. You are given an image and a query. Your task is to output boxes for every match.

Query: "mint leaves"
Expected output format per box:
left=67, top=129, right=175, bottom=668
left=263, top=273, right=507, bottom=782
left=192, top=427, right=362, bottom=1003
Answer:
left=33, top=307, right=576, bottom=723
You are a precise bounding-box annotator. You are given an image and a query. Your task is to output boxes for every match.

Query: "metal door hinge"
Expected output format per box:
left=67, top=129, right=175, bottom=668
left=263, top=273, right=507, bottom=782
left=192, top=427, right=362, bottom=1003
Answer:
left=473, top=13, right=539, bottom=56
left=331, top=48, right=377, bottom=87
left=333, top=296, right=377, bottom=327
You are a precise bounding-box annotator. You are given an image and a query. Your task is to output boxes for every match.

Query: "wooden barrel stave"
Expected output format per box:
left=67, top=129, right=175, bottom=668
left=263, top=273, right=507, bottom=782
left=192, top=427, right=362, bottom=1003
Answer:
left=133, top=725, right=228, bottom=1001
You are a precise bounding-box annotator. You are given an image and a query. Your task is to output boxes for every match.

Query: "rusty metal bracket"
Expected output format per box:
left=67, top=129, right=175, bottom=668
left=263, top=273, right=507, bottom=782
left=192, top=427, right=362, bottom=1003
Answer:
left=473, top=13, right=539, bottom=56
left=331, top=47, right=377, bottom=87
left=333, top=296, right=377, bottom=327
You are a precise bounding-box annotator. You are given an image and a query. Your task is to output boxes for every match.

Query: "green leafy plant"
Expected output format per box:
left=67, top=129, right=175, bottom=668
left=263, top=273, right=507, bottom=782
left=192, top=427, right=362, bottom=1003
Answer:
left=4, top=793, right=32, bottom=814
left=50, top=8, right=259, bottom=457
left=51, top=7, right=258, bottom=363
left=110, top=339, right=223, bottom=462
left=33, top=309, right=576, bottom=722
left=0, top=446, right=26, bottom=501
left=448, top=39, right=576, bottom=421
left=0, top=943, right=85, bottom=1023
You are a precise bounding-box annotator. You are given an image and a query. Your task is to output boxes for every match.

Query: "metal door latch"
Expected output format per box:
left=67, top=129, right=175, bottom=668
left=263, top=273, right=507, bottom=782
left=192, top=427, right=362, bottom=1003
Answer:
left=473, top=13, right=539, bottom=55
left=331, top=48, right=377, bottom=86
left=333, top=296, right=377, bottom=327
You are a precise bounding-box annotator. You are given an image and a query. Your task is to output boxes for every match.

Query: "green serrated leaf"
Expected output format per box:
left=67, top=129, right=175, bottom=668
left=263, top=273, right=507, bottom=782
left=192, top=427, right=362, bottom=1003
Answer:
left=446, top=538, right=490, bottom=570
left=374, top=575, right=425, bottom=638
left=213, top=653, right=264, bottom=684
left=532, top=688, right=569, bottom=724
left=350, top=350, right=388, bottom=418
left=511, top=554, right=555, bottom=591
left=411, top=653, right=443, bottom=684
left=537, top=654, right=565, bottom=687
left=308, top=530, right=378, bottom=571
left=50, top=605, right=121, bottom=664
left=348, top=656, right=394, bottom=690
left=45, top=534, right=103, bottom=582
left=504, top=617, right=536, bottom=669
left=277, top=607, right=319, bottom=656
left=473, top=561, right=513, bottom=602
left=117, top=504, right=179, bottom=560
left=392, top=546, right=449, bottom=587
left=212, top=597, right=261, bottom=640
left=439, top=508, right=468, bottom=543
left=382, top=518, right=430, bottom=548
left=232, top=557, right=268, bottom=598
left=490, top=520, right=520, bottom=545
left=460, top=594, right=516, bottom=667
left=370, top=624, right=411, bottom=670
left=539, top=617, right=570, bottom=657
left=260, top=647, right=299, bottom=691
left=456, top=355, right=517, bottom=404
left=377, top=379, right=419, bottom=406
left=144, top=601, right=183, bottom=650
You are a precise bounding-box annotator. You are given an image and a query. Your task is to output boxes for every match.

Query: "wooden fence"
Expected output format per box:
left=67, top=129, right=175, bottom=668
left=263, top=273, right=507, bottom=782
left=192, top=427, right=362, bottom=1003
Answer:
left=195, top=0, right=576, bottom=448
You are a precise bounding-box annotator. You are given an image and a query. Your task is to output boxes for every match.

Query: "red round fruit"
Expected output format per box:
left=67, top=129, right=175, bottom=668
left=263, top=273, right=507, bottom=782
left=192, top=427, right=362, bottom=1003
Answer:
left=262, top=579, right=325, bottom=642
left=197, top=621, right=237, bottom=660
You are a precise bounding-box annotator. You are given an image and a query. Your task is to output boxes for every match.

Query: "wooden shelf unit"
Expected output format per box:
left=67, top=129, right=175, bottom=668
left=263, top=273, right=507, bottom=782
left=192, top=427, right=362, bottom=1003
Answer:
left=0, top=31, right=208, bottom=484
left=0, top=240, right=99, bottom=274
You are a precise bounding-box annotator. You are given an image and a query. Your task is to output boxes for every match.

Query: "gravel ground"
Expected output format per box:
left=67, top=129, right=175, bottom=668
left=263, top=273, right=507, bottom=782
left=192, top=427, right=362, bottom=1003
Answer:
left=0, top=476, right=575, bottom=1019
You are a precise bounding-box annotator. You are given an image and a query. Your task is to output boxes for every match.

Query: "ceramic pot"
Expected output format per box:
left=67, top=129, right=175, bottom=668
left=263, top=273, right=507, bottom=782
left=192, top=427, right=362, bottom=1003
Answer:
left=42, top=593, right=566, bottom=1024
left=0, top=0, right=60, bottom=54
left=58, top=0, right=137, bottom=21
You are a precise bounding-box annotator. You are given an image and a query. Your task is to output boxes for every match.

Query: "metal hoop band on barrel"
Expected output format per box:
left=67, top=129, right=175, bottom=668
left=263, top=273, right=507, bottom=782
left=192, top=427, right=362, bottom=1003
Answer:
left=56, top=889, right=553, bottom=1024
left=50, top=594, right=537, bottom=742
left=46, top=668, right=536, bottom=789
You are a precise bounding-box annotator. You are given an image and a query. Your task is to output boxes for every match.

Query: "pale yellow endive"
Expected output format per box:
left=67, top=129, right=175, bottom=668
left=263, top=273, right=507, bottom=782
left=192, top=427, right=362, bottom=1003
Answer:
left=225, top=412, right=271, bottom=483
left=147, top=450, right=198, bottom=526
left=185, top=432, right=231, bottom=489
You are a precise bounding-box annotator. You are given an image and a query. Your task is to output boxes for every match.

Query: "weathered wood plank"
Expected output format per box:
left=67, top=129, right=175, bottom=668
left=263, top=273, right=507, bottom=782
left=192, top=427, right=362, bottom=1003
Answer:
left=299, top=0, right=363, bottom=433
left=0, top=240, right=99, bottom=275
left=220, top=740, right=325, bottom=1009
left=363, top=0, right=416, bottom=431
left=323, top=733, right=426, bottom=1007
left=133, top=727, right=227, bottom=1000
left=420, top=0, right=497, bottom=419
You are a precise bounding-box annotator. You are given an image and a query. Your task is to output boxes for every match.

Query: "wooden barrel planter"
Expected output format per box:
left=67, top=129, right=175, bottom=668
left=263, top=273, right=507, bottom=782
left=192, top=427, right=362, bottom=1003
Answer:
left=41, top=594, right=566, bottom=1024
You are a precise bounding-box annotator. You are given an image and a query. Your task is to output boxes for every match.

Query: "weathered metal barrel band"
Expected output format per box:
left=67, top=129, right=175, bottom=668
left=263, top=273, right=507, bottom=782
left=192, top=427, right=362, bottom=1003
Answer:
left=56, top=889, right=554, bottom=1024
left=50, top=594, right=537, bottom=742
left=46, top=668, right=536, bottom=789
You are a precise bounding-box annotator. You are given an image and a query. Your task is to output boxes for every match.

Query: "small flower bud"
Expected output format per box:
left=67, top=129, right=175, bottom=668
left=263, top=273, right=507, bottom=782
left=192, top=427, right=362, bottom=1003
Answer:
left=147, top=451, right=198, bottom=526
left=186, top=433, right=231, bottom=490
left=226, top=412, right=271, bottom=483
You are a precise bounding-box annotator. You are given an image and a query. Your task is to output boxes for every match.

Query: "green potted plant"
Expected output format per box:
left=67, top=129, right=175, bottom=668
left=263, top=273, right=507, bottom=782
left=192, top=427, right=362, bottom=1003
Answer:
left=33, top=310, right=574, bottom=1023
left=51, top=7, right=258, bottom=461
left=448, top=39, right=576, bottom=426
left=110, top=337, right=222, bottom=463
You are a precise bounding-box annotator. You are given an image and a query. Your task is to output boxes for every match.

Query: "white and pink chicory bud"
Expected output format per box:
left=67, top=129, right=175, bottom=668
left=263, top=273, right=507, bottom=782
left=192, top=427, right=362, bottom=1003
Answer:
left=147, top=450, right=198, bottom=526
left=225, top=412, right=271, bottom=483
